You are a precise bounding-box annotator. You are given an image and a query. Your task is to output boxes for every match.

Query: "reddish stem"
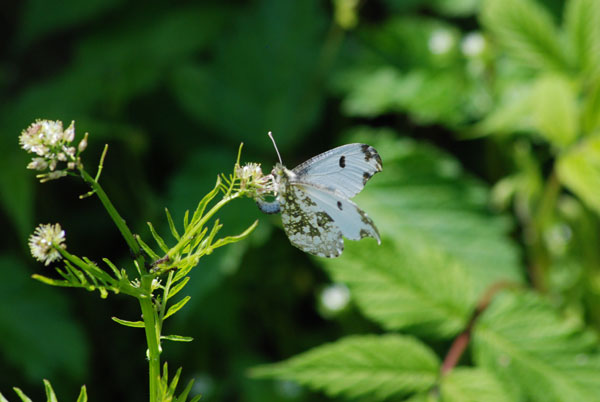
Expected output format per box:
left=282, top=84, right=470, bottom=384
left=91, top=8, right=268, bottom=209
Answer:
left=441, top=281, right=517, bottom=375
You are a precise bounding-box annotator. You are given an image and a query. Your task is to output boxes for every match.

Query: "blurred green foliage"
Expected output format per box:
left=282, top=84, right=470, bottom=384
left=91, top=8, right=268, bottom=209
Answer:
left=2, top=0, right=600, bottom=401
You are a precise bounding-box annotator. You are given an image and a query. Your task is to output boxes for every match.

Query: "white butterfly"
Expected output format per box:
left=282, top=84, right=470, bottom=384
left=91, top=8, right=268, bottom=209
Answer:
left=258, top=138, right=382, bottom=258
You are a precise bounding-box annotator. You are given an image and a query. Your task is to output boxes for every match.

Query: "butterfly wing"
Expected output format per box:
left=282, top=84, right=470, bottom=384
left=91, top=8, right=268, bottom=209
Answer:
left=279, top=183, right=344, bottom=258
left=279, top=180, right=380, bottom=258
left=291, top=144, right=382, bottom=199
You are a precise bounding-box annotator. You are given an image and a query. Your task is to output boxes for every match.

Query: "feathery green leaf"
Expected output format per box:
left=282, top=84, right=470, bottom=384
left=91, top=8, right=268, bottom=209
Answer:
left=480, top=0, right=569, bottom=71
left=441, top=368, right=511, bottom=402
left=473, top=291, right=600, bottom=402
left=322, top=241, right=477, bottom=338
left=252, top=334, right=439, bottom=400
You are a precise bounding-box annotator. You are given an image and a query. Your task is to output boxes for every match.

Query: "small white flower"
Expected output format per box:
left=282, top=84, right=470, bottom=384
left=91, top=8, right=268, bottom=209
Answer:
left=20, top=119, right=84, bottom=179
left=27, top=158, right=48, bottom=171
left=28, top=223, right=66, bottom=266
left=428, top=29, right=454, bottom=55
left=461, top=32, right=486, bottom=57
left=63, top=121, right=75, bottom=142
left=151, top=278, right=162, bottom=291
left=320, top=283, right=351, bottom=313
left=19, top=121, right=48, bottom=156
left=78, top=133, right=89, bottom=153
left=39, top=170, right=68, bottom=183
left=236, top=163, right=263, bottom=180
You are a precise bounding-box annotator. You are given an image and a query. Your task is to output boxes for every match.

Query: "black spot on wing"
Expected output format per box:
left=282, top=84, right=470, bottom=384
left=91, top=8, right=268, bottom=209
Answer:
left=363, top=172, right=372, bottom=185
left=361, top=144, right=383, bottom=171
left=337, top=201, right=343, bottom=210
left=339, top=155, right=346, bottom=168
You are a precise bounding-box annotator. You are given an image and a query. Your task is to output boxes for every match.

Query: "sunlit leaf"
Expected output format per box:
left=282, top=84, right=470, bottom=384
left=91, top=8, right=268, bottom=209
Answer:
left=557, top=134, right=600, bottom=216
left=252, top=334, right=439, bottom=400
left=344, top=128, right=523, bottom=292
left=440, top=368, right=511, bottom=402
left=532, top=74, right=579, bottom=148
left=564, top=0, right=600, bottom=78
left=321, top=240, right=477, bottom=338
left=473, top=291, right=600, bottom=402
left=480, top=0, right=569, bottom=71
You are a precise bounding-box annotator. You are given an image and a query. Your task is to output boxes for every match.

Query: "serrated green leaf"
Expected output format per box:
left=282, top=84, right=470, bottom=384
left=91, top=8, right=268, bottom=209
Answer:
left=441, top=368, right=511, bottom=402
left=344, top=128, right=523, bottom=293
left=43, top=379, right=58, bottom=402
left=76, top=385, right=88, bottom=402
left=161, top=335, right=194, bottom=342
left=341, top=66, right=406, bottom=118
left=471, top=83, right=536, bottom=137
left=322, top=241, right=477, bottom=338
left=111, top=317, right=145, bottom=328
left=164, top=296, right=191, bottom=320
left=480, top=0, right=569, bottom=71
left=252, top=334, right=439, bottom=400
left=473, top=291, right=600, bottom=402
left=556, top=134, right=600, bottom=216
left=564, top=0, right=600, bottom=78
left=532, top=74, right=579, bottom=148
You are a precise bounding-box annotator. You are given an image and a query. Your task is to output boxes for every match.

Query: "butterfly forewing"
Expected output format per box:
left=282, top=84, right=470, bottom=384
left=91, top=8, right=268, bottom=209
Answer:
left=291, top=144, right=382, bottom=199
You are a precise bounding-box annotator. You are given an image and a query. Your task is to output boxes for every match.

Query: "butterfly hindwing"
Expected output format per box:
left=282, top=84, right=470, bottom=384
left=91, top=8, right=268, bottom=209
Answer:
left=279, top=183, right=344, bottom=258
left=298, top=182, right=380, bottom=244
left=291, top=143, right=382, bottom=198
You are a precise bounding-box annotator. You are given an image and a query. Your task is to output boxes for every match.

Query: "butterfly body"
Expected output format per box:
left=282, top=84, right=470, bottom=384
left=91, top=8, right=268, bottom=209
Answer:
left=258, top=143, right=382, bottom=258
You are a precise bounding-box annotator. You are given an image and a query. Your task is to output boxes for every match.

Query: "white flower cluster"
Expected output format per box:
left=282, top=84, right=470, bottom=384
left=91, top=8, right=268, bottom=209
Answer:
left=28, top=223, right=67, bottom=266
left=235, top=162, right=273, bottom=197
left=19, top=119, right=88, bottom=182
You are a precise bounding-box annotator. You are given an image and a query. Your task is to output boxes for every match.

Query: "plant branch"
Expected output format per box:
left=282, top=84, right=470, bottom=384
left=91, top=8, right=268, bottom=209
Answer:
left=441, top=281, right=518, bottom=375
left=79, top=168, right=145, bottom=270
left=139, top=276, right=161, bottom=402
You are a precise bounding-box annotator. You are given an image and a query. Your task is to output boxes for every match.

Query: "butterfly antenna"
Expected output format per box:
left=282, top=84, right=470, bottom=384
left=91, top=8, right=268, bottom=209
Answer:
left=268, top=131, right=283, bottom=164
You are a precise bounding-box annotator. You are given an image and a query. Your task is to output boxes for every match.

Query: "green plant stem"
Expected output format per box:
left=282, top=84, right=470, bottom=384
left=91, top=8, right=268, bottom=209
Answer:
left=80, top=169, right=145, bottom=270
left=168, top=192, right=240, bottom=259
left=529, top=170, right=561, bottom=291
left=139, top=275, right=161, bottom=402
